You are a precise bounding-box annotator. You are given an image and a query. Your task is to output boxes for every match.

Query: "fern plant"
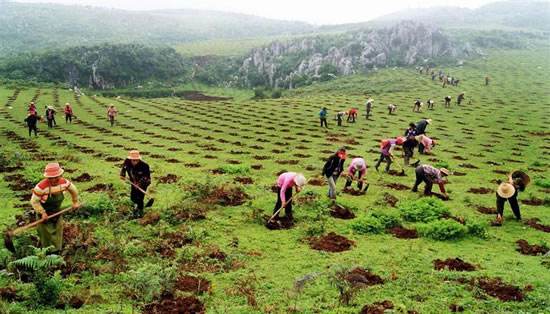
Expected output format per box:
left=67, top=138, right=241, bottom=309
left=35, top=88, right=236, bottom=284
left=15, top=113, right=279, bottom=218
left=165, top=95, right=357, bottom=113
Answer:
left=10, top=246, right=64, bottom=271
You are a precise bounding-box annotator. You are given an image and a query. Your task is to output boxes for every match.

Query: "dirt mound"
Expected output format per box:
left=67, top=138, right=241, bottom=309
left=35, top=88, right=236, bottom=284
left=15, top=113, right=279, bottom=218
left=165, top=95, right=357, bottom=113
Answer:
left=468, top=187, right=493, bottom=194
left=453, top=172, right=466, bottom=176
left=388, top=226, right=418, bottom=239
left=308, top=177, right=325, bottom=186
left=360, top=300, right=393, bottom=314
left=516, top=239, right=549, bottom=256
left=342, top=187, right=366, bottom=196
left=449, top=304, right=464, bottom=312
left=459, top=163, right=479, bottom=169
left=251, top=164, right=263, bottom=170
left=475, top=277, right=525, bottom=302
left=206, top=186, right=248, bottom=206
left=182, top=91, right=231, bottom=102
left=452, top=156, right=467, bottom=160
left=143, top=294, right=205, bottom=314
left=345, top=267, right=384, bottom=287
left=105, top=157, right=123, bottom=162
left=521, top=197, right=545, bottom=206
left=139, top=212, right=161, bottom=226
left=477, top=206, right=497, bottom=214
left=175, top=275, right=211, bottom=294
left=0, top=287, right=18, bottom=302
left=434, top=258, right=476, bottom=271
left=73, top=173, right=93, bottom=182
left=493, top=169, right=509, bottom=175
left=309, top=232, right=354, bottom=252
left=265, top=216, right=294, bottom=230
left=388, top=169, right=406, bottom=177
left=86, top=184, right=113, bottom=193
left=385, top=183, right=409, bottom=190
left=157, top=232, right=193, bottom=258
left=329, top=204, right=356, bottom=219
left=381, top=193, right=399, bottom=207
left=158, top=174, right=179, bottom=184
left=234, top=177, right=253, bottom=185
left=185, top=163, right=201, bottom=168
left=524, top=218, right=550, bottom=233
left=166, top=158, right=182, bottom=164
left=276, top=160, right=300, bottom=165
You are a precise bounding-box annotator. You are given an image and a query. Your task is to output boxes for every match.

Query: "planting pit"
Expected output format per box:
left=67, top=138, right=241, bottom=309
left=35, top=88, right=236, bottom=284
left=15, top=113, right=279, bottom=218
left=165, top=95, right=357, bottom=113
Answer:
left=265, top=216, right=294, bottom=230
left=433, top=258, right=476, bottom=271
left=329, top=204, right=356, bottom=219
left=345, top=267, right=384, bottom=287
left=476, top=206, right=497, bottom=214
left=388, top=226, right=418, bottom=239
left=86, top=184, right=113, bottom=193
left=360, top=300, right=394, bottom=314
left=475, top=277, right=525, bottom=302
left=342, top=187, right=366, bottom=196
left=521, top=197, right=545, bottom=206
left=468, top=187, right=493, bottom=194
left=158, top=174, right=179, bottom=184
left=516, top=239, right=549, bottom=255
left=139, top=212, right=161, bottom=226
left=175, top=275, right=211, bottom=294
left=143, top=294, right=205, bottom=314
left=73, top=173, right=93, bottom=182
left=309, top=232, right=354, bottom=252
left=459, top=163, right=479, bottom=169
left=381, top=193, right=399, bottom=207
left=524, top=218, right=550, bottom=233
left=308, top=177, right=325, bottom=186
left=234, top=177, right=253, bottom=185
left=387, top=170, right=406, bottom=177
left=385, top=183, right=410, bottom=190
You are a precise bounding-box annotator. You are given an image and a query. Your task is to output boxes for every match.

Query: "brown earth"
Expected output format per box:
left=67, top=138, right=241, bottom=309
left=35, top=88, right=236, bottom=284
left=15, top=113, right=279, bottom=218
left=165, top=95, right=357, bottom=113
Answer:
left=433, top=258, right=476, bottom=271
left=516, top=239, right=549, bottom=256
left=309, top=232, right=354, bottom=252
left=388, top=226, right=418, bottom=239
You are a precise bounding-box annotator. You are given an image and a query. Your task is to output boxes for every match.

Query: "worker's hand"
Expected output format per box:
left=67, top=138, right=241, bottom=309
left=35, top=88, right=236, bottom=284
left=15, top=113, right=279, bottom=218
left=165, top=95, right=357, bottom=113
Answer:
left=72, top=202, right=81, bottom=210
left=41, top=212, right=48, bottom=220
left=120, top=176, right=126, bottom=181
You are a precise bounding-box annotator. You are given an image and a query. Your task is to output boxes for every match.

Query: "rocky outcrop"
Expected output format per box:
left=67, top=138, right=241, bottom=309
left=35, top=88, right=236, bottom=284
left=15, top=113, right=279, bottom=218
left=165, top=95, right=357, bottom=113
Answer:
left=239, top=21, right=480, bottom=88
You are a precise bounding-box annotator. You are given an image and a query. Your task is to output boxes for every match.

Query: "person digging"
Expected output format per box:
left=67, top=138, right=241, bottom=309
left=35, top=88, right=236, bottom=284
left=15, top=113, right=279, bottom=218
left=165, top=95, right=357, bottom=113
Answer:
left=64, top=103, right=74, bottom=124
left=365, top=99, right=373, bottom=119
left=30, top=163, right=80, bottom=252
left=120, top=150, right=151, bottom=219
left=411, top=164, right=451, bottom=200
left=344, top=157, right=368, bottom=192
left=375, top=137, right=405, bottom=173
left=107, top=104, right=118, bottom=127
left=416, top=134, right=436, bottom=155
left=493, top=171, right=530, bottom=226
left=323, top=147, right=347, bottom=201
left=388, top=104, right=397, bottom=115
left=444, top=96, right=451, bottom=108
left=413, top=99, right=422, bottom=112
left=415, top=118, right=431, bottom=136
left=270, top=172, right=307, bottom=226
left=403, top=134, right=418, bottom=167
left=24, top=113, right=39, bottom=137
left=457, top=92, right=465, bottom=105
left=336, top=111, right=346, bottom=126
left=427, top=99, right=434, bottom=110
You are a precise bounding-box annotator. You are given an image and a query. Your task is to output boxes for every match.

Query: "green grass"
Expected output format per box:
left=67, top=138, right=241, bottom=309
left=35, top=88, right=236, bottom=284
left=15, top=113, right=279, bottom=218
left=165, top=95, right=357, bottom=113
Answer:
left=0, top=48, right=549, bottom=313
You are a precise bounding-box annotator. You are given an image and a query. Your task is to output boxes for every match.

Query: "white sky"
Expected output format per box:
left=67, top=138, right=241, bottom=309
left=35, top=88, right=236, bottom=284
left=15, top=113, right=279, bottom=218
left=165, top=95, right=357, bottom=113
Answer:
left=15, top=0, right=506, bottom=24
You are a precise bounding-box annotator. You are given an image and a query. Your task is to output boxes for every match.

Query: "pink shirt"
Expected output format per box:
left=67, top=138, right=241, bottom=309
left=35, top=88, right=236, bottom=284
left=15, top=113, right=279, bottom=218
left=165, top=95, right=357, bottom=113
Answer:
left=277, top=172, right=297, bottom=204
left=419, top=135, right=434, bottom=152
left=348, top=158, right=366, bottom=177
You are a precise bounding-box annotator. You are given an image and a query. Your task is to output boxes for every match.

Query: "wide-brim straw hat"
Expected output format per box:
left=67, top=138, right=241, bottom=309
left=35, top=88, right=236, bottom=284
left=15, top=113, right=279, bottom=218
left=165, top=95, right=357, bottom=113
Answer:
left=128, top=150, right=141, bottom=160
left=497, top=183, right=516, bottom=198
left=47, top=105, right=54, bottom=109
left=426, top=119, right=433, bottom=124
left=294, top=174, right=307, bottom=187
left=43, top=163, right=64, bottom=178
left=439, top=168, right=452, bottom=176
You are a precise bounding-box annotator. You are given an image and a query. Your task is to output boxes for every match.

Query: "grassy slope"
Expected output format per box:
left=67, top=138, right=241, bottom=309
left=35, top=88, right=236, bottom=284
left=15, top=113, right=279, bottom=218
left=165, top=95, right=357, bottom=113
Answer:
left=0, top=48, right=549, bottom=313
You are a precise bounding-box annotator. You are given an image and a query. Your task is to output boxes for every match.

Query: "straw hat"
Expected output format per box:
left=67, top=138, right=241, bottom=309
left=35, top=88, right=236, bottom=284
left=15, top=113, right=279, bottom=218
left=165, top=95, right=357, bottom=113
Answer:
left=43, top=163, right=64, bottom=178
left=294, top=174, right=307, bottom=187
left=497, top=183, right=516, bottom=198
left=127, top=150, right=141, bottom=160
left=426, top=119, right=432, bottom=124
left=439, top=168, right=452, bottom=176
left=47, top=105, right=54, bottom=110
left=367, top=99, right=374, bottom=102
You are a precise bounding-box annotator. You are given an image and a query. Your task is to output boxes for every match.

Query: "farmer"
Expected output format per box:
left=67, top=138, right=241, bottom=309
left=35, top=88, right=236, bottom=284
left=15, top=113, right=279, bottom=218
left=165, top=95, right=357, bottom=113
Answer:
left=344, top=157, right=367, bottom=190
left=427, top=99, right=434, bottom=110
left=30, top=163, right=80, bottom=252
left=494, top=171, right=529, bottom=225
left=120, top=150, right=151, bottom=218
left=28, top=102, right=37, bottom=116
left=272, top=172, right=307, bottom=222
left=319, top=107, right=328, bottom=128
left=24, top=113, right=39, bottom=137
left=388, top=104, right=397, bottom=114
left=416, top=134, right=436, bottom=154
left=485, top=76, right=490, bottom=86
left=444, top=96, right=452, bottom=107
left=347, top=108, right=358, bottom=123
left=64, top=103, right=74, bottom=123
left=411, top=164, right=451, bottom=199
left=365, top=99, right=373, bottom=119
left=323, top=148, right=347, bottom=200
left=413, top=99, right=422, bottom=112
left=375, top=137, right=405, bottom=172
left=107, top=104, right=118, bottom=127
left=415, top=119, right=432, bottom=136
left=336, top=111, right=345, bottom=126
left=457, top=92, right=465, bottom=105
left=45, top=105, right=56, bottom=128
left=442, top=76, right=447, bottom=88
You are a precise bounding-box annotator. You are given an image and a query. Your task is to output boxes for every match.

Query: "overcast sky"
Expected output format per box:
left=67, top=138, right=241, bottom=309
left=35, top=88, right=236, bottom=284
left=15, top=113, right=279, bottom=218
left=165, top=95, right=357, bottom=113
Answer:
left=15, top=0, right=505, bottom=24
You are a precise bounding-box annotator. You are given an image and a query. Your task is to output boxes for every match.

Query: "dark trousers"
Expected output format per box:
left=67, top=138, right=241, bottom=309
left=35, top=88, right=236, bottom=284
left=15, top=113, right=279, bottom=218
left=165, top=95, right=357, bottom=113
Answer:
left=65, top=114, right=72, bottom=123
left=47, top=118, right=54, bottom=128
left=109, top=116, right=115, bottom=127
left=366, top=110, right=370, bottom=119
left=418, top=143, right=425, bottom=154
left=413, top=167, right=432, bottom=194
left=345, top=173, right=363, bottom=190
left=403, top=144, right=415, bottom=165
left=320, top=118, right=327, bottom=128
left=375, top=154, right=392, bottom=172
left=274, top=187, right=293, bottom=220
left=28, top=124, right=38, bottom=137
left=337, top=117, right=342, bottom=126
left=496, top=192, right=521, bottom=220
left=130, top=186, right=146, bottom=216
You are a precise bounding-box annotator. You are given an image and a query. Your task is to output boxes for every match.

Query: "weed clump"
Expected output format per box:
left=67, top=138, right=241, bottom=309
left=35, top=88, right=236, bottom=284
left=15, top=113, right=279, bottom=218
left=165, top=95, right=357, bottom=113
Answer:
left=417, top=220, right=467, bottom=240
left=351, top=213, right=400, bottom=235
left=400, top=198, right=450, bottom=223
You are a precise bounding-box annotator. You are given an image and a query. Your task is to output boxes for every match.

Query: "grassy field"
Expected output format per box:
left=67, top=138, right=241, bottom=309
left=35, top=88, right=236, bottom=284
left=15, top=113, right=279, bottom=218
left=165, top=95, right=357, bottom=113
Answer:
left=0, top=48, right=549, bottom=313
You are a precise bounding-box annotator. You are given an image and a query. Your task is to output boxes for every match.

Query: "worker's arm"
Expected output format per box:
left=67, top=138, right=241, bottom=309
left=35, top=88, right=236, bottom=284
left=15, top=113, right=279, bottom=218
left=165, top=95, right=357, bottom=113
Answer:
left=67, top=183, right=80, bottom=209
left=120, top=162, right=128, bottom=180
left=30, top=193, right=48, bottom=220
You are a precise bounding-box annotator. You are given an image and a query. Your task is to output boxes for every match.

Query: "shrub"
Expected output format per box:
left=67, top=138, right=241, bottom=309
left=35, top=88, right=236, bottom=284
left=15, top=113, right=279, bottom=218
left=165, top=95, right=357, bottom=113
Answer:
left=351, top=216, right=384, bottom=234
left=271, top=89, right=282, bottom=99
left=219, top=164, right=250, bottom=175
left=122, top=263, right=177, bottom=305
left=534, top=177, right=550, bottom=188
left=417, top=220, right=467, bottom=240
left=371, top=212, right=401, bottom=229
left=81, top=193, right=115, bottom=216
left=465, top=220, right=489, bottom=239
left=253, top=88, right=266, bottom=99
left=400, top=198, right=450, bottom=223
left=434, top=161, right=450, bottom=169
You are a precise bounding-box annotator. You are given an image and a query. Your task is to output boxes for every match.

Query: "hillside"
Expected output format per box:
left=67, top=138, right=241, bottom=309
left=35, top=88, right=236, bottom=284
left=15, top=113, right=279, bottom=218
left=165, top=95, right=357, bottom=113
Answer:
left=0, top=48, right=548, bottom=313
left=0, top=2, right=313, bottom=57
